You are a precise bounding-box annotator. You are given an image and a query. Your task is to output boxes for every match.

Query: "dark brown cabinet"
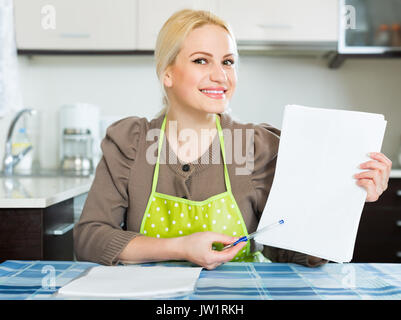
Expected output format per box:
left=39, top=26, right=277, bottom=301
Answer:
left=353, top=178, right=401, bottom=262
left=0, top=198, right=75, bottom=263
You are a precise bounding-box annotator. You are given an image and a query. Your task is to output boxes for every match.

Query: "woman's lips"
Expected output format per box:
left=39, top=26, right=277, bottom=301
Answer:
left=199, top=89, right=226, bottom=100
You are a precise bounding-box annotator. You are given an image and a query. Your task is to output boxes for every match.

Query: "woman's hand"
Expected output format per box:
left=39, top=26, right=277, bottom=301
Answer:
left=354, top=152, right=392, bottom=202
left=179, top=232, right=246, bottom=270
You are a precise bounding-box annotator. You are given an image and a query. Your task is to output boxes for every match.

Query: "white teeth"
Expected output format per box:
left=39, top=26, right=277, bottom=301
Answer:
left=201, top=89, right=224, bottom=94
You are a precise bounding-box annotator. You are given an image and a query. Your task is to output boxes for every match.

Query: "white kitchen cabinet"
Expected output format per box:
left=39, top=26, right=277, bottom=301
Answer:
left=137, top=0, right=218, bottom=50
left=216, top=0, right=338, bottom=43
left=14, top=0, right=137, bottom=51
left=14, top=0, right=338, bottom=52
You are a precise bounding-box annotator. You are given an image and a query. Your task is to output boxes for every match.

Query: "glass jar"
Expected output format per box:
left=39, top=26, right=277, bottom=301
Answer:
left=61, top=128, right=93, bottom=173
left=62, top=128, right=92, bottom=159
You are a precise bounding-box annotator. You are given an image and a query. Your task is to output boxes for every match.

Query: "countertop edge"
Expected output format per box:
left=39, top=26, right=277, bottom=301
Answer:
left=390, top=169, right=401, bottom=178
left=44, top=182, right=92, bottom=207
left=0, top=180, right=93, bottom=209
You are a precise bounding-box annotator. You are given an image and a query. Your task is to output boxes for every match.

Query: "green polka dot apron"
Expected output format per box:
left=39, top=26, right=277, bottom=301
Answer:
left=139, top=114, right=269, bottom=262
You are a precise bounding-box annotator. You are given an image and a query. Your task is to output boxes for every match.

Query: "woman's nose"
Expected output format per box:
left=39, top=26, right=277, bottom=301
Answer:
left=209, top=63, right=228, bottom=83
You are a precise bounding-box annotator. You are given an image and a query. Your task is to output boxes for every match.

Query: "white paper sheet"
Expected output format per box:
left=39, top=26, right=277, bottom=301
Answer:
left=254, top=105, right=387, bottom=263
left=57, top=265, right=203, bottom=298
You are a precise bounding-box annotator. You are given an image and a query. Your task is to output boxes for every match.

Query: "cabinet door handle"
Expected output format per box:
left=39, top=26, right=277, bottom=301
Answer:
left=396, top=220, right=401, bottom=227
left=46, top=223, right=74, bottom=236
left=396, top=190, right=401, bottom=197
left=397, top=252, right=401, bottom=258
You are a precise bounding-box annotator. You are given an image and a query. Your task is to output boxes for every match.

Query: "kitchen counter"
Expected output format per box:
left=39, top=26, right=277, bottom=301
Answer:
left=0, top=175, right=94, bottom=208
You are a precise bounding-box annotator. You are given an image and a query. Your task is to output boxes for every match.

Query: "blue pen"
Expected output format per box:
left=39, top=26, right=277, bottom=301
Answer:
left=222, top=219, right=285, bottom=250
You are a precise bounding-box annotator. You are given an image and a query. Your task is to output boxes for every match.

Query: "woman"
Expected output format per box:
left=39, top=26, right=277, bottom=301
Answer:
left=74, top=9, right=392, bottom=270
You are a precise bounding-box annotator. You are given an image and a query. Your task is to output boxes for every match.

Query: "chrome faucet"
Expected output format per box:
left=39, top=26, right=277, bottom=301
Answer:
left=2, top=108, right=37, bottom=176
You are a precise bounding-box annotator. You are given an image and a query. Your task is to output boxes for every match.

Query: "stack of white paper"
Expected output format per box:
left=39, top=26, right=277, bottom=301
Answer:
left=255, top=104, right=387, bottom=263
left=57, top=265, right=202, bottom=298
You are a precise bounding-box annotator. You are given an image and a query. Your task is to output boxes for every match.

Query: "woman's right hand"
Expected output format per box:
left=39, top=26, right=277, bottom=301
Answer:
left=179, top=231, right=247, bottom=270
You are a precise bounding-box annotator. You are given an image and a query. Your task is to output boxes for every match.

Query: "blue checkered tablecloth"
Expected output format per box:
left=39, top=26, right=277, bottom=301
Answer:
left=1, top=260, right=401, bottom=300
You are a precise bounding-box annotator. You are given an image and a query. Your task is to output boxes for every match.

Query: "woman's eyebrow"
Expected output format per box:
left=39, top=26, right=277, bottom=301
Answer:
left=189, top=51, right=234, bottom=58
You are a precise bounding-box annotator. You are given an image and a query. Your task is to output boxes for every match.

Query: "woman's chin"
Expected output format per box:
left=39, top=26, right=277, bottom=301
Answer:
left=199, top=103, right=228, bottom=114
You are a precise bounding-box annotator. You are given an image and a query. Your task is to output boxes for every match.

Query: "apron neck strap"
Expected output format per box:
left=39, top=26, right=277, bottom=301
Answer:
left=151, top=114, right=232, bottom=194
left=215, top=114, right=232, bottom=193
left=151, top=115, right=167, bottom=194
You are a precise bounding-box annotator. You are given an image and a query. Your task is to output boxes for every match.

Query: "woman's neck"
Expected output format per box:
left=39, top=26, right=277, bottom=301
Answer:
left=166, top=108, right=217, bottom=135
left=164, top=107, right=220, bottom=163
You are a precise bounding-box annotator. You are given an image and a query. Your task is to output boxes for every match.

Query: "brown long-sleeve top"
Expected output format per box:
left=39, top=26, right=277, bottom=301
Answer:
left=74, top=112, right=327, bottom=267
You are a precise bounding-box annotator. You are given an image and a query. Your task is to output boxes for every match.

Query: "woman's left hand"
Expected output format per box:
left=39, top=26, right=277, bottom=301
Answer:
left=354, top=152, right=392, bottom=202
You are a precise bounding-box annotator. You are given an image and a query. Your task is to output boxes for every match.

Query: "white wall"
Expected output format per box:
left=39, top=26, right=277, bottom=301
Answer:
left=0, top=54, right=400, bottom=170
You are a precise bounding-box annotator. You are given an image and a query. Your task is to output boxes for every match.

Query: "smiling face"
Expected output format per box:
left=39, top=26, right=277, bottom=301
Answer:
left=163, top=24, right=238, bottom=114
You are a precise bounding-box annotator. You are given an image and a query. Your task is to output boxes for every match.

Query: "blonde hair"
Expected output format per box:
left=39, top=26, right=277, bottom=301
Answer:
left=154, top=9, right=239, bottom=118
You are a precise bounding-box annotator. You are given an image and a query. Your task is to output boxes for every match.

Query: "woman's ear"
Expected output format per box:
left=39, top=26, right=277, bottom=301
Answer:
left=163, top=67, right=173, bottom=88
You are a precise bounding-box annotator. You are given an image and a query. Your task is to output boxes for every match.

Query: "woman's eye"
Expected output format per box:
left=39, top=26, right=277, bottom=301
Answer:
left=193, top=58, right=207, bottom=65
left=224, top=59, right=235, bottom=66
